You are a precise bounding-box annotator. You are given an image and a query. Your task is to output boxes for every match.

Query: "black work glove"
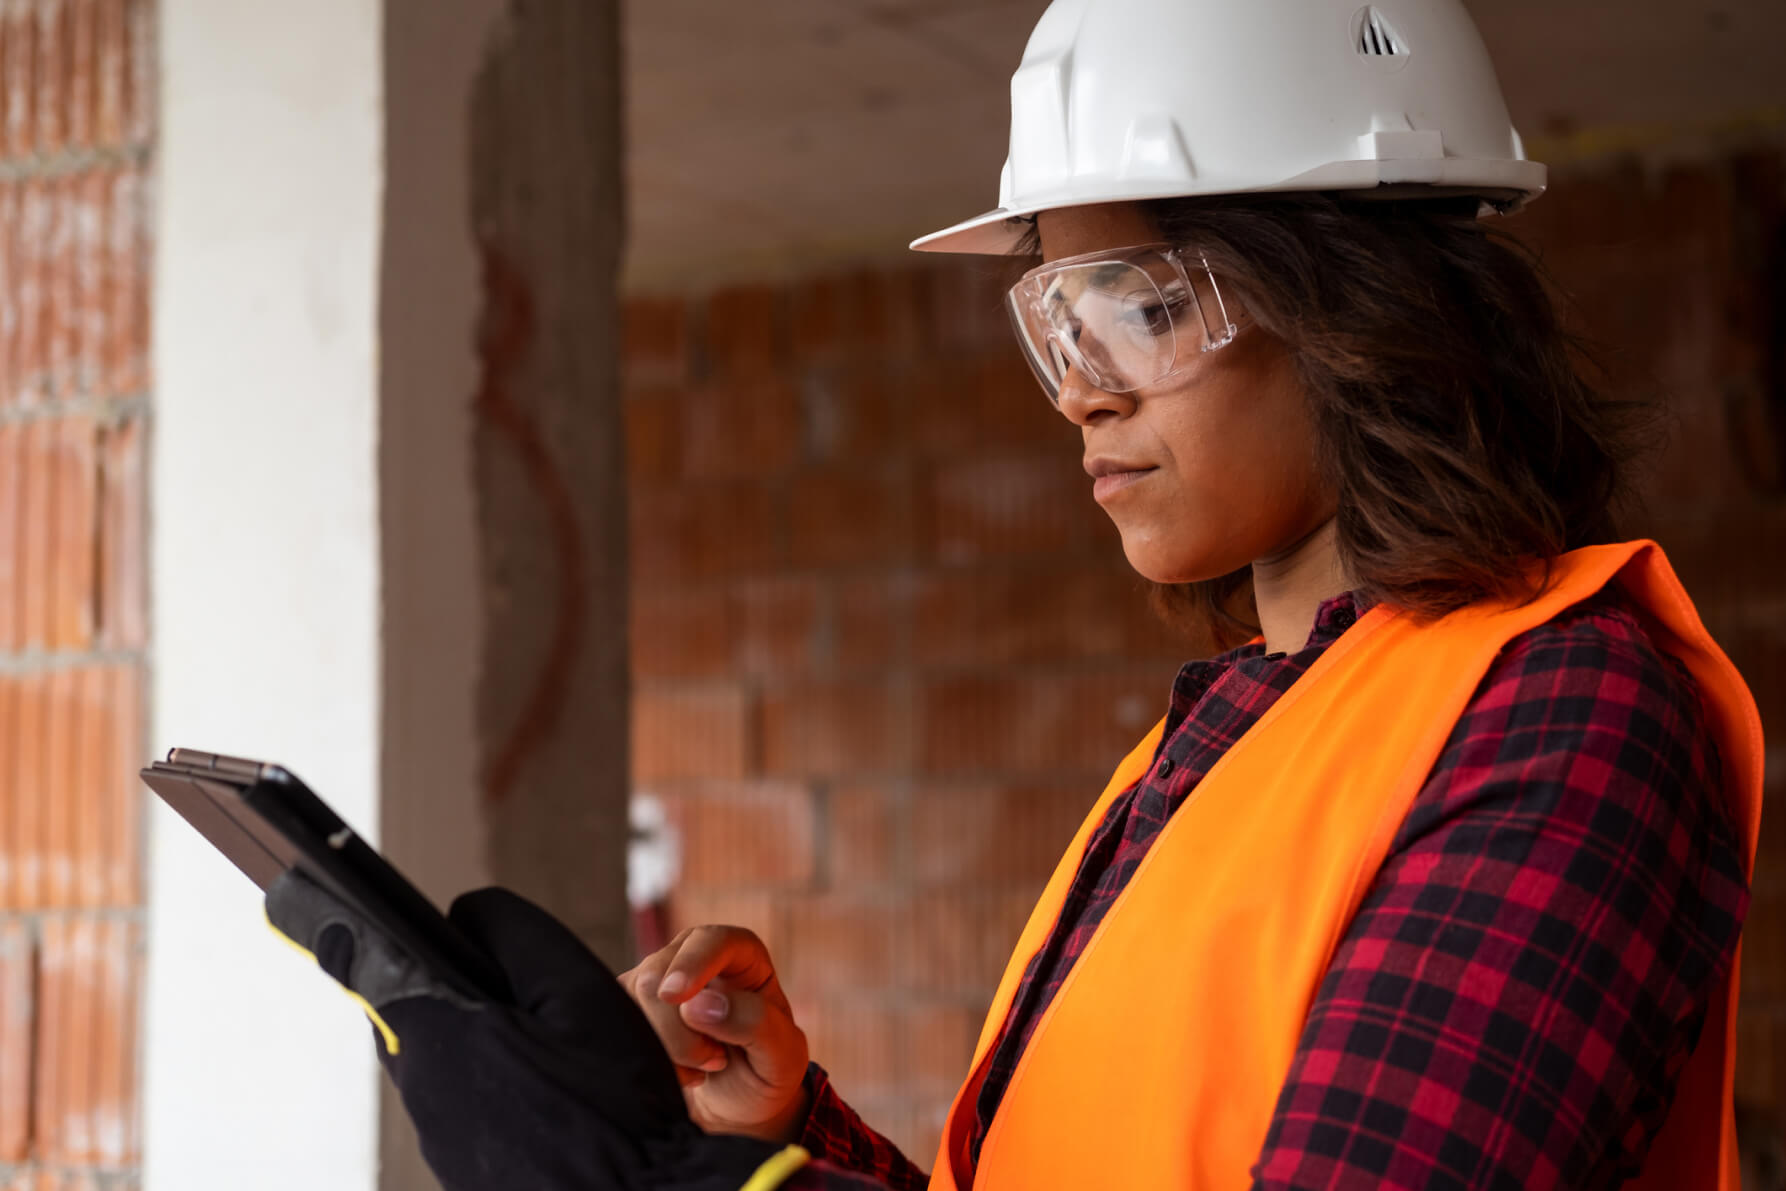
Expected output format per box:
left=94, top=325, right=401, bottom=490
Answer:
left=265, top=871, right=810, bottom=1191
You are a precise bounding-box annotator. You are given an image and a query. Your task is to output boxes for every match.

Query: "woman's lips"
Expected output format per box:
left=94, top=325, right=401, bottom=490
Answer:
left=1092, top=468, right=1156, bottom=502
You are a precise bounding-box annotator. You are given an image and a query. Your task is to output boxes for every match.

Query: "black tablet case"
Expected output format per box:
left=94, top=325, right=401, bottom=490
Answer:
left=142, top=749, right=510, bottom=1003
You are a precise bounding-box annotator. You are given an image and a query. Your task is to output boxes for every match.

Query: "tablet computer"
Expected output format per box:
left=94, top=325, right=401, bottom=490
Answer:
left=141, top=748, right=511, bottom=1004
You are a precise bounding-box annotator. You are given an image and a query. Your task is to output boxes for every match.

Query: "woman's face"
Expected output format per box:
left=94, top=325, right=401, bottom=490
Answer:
left=1036, top=202, right=1334, bottom=584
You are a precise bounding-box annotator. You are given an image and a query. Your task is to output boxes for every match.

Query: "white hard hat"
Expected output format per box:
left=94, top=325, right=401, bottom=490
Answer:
left=913, top=0, right=1547, bottom=256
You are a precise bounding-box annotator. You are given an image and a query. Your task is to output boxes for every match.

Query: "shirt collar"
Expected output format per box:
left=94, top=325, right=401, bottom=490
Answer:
left=1304, top=590, right=1369, bottom=651
left=1186, top=591, right=1377, bottom=678
left=1165, top=590, right=1373, bottom=726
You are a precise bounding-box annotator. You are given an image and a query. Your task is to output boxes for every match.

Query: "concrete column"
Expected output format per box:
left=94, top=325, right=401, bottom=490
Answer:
left=144, top=2, right=626, bottom=1189
left=468, top=1, right=631, bottom=965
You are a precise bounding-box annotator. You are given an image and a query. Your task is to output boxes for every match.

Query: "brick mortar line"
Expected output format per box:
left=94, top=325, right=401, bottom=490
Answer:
left=629, top=546, right=1151, bottom=592
left=0, top=907, right=147, bottom=924
left=633, top=661, right=1178, bottom=696
left=812, top=778, right=834, bottom=891
left=794, top=988, right=1009, bottom=1013
left=0, top=142, right=151, bottom=182
left=0, top=1164, right=141, bottom=1186
left=642, top=768, right=1116, bottom=788
left=0, top=394, right=150, bottom=427
left=0, top=649, right=148, bottom=676
left=748, top=885, right=1044, bottom=912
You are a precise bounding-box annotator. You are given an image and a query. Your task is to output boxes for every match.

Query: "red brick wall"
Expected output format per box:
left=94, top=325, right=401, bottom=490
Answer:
left=0, top=1, right=152, bottom=1188
left=624, top=264, right=1196, bottom=1158
left=624, top=147, right=1786, bottom=1164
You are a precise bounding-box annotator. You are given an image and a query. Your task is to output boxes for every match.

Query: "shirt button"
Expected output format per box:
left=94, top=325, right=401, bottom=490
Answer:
left=1156, top=757, right=1175, bottom=780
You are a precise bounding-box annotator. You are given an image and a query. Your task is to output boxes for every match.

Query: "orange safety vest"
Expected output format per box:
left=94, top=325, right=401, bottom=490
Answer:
left=929, top=541, right=1764, bottom=1191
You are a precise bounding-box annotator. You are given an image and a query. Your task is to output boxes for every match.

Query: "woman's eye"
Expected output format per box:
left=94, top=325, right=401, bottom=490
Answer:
left=1129, top=294, right=1187, bottom=335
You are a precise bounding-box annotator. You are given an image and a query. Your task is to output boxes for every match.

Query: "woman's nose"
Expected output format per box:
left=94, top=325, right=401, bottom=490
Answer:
left=1054, top=366, right=1136, bottom=427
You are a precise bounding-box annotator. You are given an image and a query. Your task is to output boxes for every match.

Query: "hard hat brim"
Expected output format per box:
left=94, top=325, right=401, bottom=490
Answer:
left=910, top=160, right=1548, bottom=257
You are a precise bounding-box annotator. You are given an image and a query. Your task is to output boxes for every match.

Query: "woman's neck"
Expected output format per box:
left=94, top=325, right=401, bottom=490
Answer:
left=1252, top=518, right=1349, bottom=655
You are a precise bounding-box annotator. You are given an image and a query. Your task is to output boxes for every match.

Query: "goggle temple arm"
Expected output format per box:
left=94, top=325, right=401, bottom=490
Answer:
left=1194, top=255, right=1240, bottom=353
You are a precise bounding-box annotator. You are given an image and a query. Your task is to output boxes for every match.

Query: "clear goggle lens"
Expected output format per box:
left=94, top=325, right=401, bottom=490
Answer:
left=1004, top=244, right=1243, bottom=405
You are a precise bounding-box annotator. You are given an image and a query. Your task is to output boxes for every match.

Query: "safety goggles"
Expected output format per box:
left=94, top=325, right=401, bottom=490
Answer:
left=1005, top=243, right=1245, bottom=405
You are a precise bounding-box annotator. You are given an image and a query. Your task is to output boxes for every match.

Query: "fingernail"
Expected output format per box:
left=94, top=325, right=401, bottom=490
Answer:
left=657, top=972, right=689, bottom=999
left=689, top=989, right=728, bottom=1022
left=699, top=1053, right=729, bottom=1073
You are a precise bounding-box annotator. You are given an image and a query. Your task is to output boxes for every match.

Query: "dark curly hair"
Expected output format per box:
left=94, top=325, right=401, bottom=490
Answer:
left=1017, top=193, right=1655, bottom=650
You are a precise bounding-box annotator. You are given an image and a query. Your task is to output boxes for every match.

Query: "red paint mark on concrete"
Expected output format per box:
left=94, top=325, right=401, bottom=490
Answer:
left=474, top=241, right=588, bottom=805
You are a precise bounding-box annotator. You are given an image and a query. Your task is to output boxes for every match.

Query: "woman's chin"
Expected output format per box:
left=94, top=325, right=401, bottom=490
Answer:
left=1120, top=538, right=1241, bottom=587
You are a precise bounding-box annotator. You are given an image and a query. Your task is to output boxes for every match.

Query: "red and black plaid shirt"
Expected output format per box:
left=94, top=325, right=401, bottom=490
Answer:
left=785, top=591, right=1749, bottom=1190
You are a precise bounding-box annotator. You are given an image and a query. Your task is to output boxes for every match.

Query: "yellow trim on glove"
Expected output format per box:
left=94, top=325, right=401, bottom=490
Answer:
left=739, top=1144, right=810, bottom=1191
left=264, top=911, right=403, bottom=1056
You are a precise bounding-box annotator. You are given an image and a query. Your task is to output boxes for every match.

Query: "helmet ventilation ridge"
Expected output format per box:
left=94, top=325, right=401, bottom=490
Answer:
left=1357, top=8, right=1407, bottom=57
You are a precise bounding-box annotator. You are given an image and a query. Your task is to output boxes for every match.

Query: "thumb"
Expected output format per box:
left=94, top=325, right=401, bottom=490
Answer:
left=266, top=870, right=455, bottom=1003
left=264, top=869, right=465, bottom=1055
left=678, top=986, right=809, bottom=1088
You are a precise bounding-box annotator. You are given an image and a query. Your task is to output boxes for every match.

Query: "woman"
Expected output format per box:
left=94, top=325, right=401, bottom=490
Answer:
left=270, top=0, right=1764, bottom=1187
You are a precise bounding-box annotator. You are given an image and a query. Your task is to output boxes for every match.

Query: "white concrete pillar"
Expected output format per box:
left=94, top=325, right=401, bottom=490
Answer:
left=144, top=2, right=500, bottom=1189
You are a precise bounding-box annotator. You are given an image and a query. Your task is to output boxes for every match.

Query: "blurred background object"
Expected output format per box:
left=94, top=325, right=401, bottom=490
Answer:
left=0, top=1, right=1780, bottom=1187
left=1741, top=1099, right=1786, bottom=1191
left=628, top=792, right=681, bottom=955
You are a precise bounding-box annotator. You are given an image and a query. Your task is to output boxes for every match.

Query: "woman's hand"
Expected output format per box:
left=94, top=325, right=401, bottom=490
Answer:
left=619, top=926, right=812, bottom=1144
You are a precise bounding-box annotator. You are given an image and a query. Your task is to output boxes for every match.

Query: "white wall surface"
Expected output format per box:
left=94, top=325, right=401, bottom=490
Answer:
left=145, top=3, right=386, bottom=1189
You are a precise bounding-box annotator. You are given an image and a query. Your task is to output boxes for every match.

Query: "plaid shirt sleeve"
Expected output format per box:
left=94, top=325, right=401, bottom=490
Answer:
left=1253, top=600, right=1751, bottom=1189
left=778, top=1062, right=930, bottom=1191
